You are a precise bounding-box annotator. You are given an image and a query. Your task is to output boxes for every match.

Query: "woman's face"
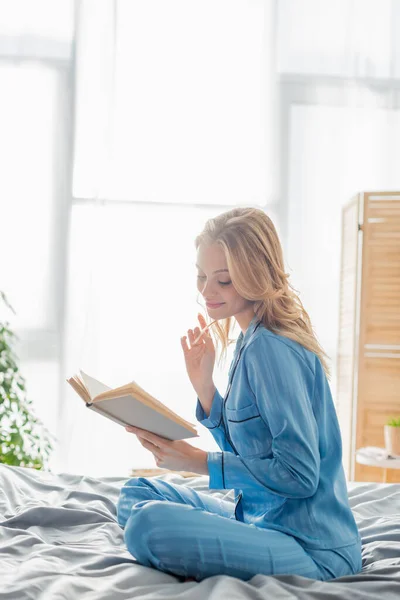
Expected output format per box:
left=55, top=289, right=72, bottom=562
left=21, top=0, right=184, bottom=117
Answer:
left=196, top=243, right=254, bottom=321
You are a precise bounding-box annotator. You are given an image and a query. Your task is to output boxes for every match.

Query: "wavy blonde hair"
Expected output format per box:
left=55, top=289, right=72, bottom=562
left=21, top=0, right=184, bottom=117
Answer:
left=195, top=207, right=331, bottom=379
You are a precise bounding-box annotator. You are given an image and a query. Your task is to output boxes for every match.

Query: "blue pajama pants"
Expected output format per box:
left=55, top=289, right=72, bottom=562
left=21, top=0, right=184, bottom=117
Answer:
left=117, top=477, right=360, bottom=581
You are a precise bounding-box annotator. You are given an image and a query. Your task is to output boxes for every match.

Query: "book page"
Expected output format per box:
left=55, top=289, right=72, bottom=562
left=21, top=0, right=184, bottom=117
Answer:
left=79, top=370, right=112, bottom=401
left=66, top=376, right=91, bottom=403
left=93, top=383, right=196, bottom=429
left=89, top=395, right=198, bottom=440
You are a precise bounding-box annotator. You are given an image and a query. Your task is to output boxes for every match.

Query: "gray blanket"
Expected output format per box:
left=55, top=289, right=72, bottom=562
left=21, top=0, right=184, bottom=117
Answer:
left=0, top=464, right=399, bottom=599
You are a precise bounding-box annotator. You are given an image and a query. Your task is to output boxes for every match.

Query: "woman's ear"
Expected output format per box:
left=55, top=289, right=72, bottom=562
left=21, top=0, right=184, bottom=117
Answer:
left=253, top=300, right=262, bottom=315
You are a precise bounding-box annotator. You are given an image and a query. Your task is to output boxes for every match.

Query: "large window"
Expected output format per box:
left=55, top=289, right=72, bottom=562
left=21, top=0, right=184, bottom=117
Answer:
left=286, top=102, right=400, bottom=401
left=73, top=0, right=273, bottom=206
left=277, top=0, right=400, bottom=414
left=277, top=0, right=400, bottom=78
left=6, top=0, right=398, bottom=478
left=0, top=1, right=74, bottom=469
left=64, top=0, right=278, bottom=476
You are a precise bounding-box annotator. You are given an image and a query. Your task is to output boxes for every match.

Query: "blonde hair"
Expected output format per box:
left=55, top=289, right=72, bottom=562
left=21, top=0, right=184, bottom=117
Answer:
left=195, top=207, right=331, bottom=379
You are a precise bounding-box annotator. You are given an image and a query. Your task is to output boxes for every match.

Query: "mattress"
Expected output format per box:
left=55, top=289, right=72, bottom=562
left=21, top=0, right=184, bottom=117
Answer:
left=1, top=464, right=399, bottom=599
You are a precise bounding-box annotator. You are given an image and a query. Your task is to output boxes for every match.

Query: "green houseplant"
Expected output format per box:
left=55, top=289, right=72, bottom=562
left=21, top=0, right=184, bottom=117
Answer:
left=0, top=291, right=55, bottom=469
left=384, top=417, right=400, bottom=457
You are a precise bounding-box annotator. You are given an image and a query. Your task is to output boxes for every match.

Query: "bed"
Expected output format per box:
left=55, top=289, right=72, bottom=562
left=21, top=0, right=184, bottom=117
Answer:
left=1, top=464, right=399, bottom=599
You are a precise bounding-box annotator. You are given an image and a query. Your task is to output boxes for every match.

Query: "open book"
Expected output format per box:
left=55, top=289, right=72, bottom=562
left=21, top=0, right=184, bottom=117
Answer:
left=66, top=370, right=198, bottom=440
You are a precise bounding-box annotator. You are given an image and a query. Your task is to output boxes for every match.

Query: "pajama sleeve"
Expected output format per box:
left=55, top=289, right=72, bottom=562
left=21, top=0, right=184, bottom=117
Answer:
left=207, top=335, right=320, bottom=498
left=196, top=389, right=235, bottom=453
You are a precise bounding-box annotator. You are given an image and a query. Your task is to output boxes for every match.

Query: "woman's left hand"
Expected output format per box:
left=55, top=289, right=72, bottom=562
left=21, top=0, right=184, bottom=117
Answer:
left=125, top=426, right=209, bottom=474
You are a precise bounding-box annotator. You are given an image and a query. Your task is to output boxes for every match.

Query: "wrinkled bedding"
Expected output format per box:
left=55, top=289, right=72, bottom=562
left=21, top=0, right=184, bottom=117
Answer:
left=1, top=464, right=400, bottom=599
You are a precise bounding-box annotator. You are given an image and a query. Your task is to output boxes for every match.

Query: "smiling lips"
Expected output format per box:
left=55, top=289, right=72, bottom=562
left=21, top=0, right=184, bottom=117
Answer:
left=206, top=302, right=225, bottom=308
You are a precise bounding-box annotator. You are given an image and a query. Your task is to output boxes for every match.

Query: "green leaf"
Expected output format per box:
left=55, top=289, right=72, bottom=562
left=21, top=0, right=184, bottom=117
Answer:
left=0, top=292, right=54, bottom=470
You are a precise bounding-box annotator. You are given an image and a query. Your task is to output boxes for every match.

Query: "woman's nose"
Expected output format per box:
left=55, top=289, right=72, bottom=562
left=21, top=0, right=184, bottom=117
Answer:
left=201, top=279, right=217, bottom=297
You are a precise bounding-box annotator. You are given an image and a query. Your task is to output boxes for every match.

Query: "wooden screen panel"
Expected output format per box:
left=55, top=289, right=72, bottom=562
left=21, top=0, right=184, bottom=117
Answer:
left=336, top=195, right=360, bottom=479
left=362, top=357, right=400, bottom=405
left=355, top=192, right=400, bottom=482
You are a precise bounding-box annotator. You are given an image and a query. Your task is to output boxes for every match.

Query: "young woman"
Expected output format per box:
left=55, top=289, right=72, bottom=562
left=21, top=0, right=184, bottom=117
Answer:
left=116, top=207, right=362, bottom=582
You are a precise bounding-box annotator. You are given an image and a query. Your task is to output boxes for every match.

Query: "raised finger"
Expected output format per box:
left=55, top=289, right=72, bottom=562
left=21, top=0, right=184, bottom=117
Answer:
left=197, top=314, right=216, bottom=338
left=193, top=326, right=207, bottom=345
left=193, top=326, right=204, bottom=343
left=198, top=313, right=207, bottom=327
left=187, top=328, right=195, bottom=345
left=180, top=335, right=189, bottom=353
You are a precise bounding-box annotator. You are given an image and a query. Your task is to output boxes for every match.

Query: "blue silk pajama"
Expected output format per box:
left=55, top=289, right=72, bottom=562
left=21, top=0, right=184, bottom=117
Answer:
left=117, top=315, right=362, bottom=581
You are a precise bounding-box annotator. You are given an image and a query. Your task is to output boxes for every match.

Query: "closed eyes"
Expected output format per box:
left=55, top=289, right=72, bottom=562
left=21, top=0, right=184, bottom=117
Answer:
left=197, top=275, right=231, bottom=286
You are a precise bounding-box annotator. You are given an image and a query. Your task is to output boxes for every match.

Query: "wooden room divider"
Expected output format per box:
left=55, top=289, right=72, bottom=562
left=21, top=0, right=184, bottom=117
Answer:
left=337, top=191, right=400, bottom=482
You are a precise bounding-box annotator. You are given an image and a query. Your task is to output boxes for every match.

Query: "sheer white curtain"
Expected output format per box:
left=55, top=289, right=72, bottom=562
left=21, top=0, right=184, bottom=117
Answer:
left=286, top=103, right=400, bottom=401
left=277, top=0, right=400, bottom=78
left=0, top=1, right=74, bottom=471
left=63, top=0, right=279, bottom=476
left=73, top=0, right=278, bottom=205
left=277, top=0, right=400, bottom=404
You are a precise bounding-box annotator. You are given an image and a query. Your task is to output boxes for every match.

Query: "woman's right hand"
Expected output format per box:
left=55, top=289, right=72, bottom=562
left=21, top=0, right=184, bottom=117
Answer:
left=180, top=313, right=216, bottom=395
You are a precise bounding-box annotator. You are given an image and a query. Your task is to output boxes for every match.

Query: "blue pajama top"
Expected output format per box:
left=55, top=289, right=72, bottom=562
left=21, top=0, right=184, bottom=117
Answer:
left=196, top=315, right=361, bottom=551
